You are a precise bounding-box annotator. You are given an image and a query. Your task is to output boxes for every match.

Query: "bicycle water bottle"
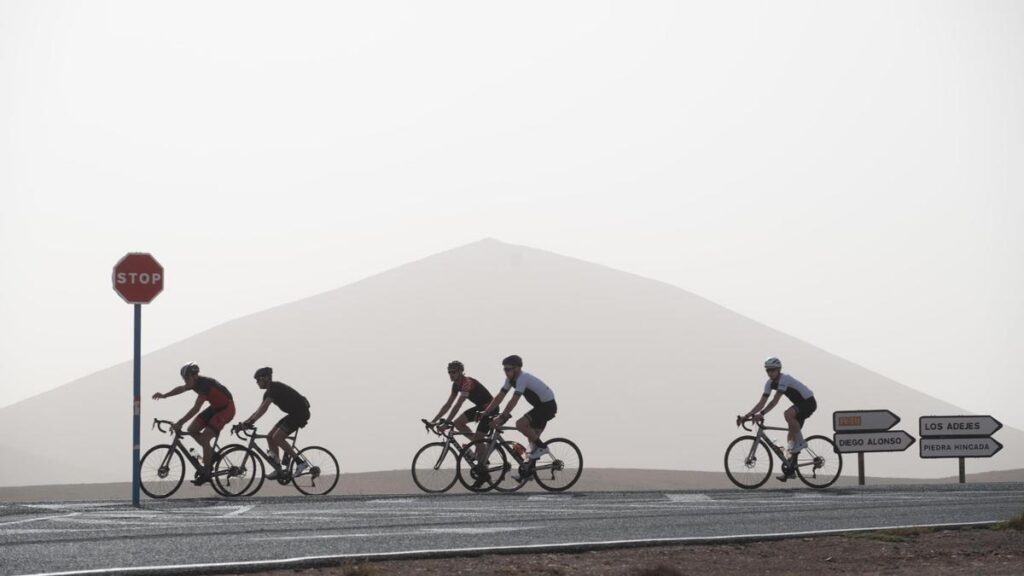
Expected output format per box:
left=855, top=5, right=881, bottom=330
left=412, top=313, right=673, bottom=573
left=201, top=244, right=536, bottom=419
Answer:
left=510, top=441, right=526, bottom=461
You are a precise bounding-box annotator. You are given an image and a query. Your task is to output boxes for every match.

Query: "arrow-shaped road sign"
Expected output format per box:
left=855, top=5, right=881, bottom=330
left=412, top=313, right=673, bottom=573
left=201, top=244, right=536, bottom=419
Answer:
left=919, top=415, right=1002, bottom=438
left=833, top=410, right=901, bottom=433
left=919, top=437, right=1003, bottom=459
left=833, top=430, right=916, bottom=453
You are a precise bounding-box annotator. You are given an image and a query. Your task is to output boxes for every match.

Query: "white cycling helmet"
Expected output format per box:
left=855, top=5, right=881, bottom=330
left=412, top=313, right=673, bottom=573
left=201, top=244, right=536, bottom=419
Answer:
left=764, top=356, right=782, bottom=369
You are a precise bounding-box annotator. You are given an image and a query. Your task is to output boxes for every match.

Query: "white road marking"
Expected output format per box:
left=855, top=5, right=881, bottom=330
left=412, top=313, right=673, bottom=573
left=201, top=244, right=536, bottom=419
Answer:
left=26, top=520, right=1003, bottom=576
left=220, top=504, right=255, bottom=518
left=665, top=494, right=712, bottom=502
left=422, top=526, right=533, bottom=535
left=0, top=512, right=80, bottom=527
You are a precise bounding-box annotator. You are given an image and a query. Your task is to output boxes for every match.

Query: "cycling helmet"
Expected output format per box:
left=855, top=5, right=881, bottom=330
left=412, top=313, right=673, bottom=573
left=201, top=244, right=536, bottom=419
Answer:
left=764, top=357, right=782, bottom=369
left=254, top=367, right=273, bottom=379
left=502, top=354, right=523, bottom=368
left=447, top=361, right=464, bottom=372
left=180, top=362, right=199, bottom=379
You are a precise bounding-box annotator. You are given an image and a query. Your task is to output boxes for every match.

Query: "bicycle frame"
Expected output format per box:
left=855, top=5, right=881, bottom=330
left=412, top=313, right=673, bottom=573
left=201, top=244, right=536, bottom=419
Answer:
left=745, top=420, right=824, bottom=473
left=235, top=427, right=301, bottom=468
left=153, top=419, right=226, bottom=478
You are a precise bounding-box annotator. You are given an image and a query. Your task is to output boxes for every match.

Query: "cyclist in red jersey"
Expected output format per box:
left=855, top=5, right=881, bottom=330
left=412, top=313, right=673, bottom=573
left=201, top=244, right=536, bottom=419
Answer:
left=429, top=360, right=494, bottom=443
left=152, top=362, right=236, bottom=485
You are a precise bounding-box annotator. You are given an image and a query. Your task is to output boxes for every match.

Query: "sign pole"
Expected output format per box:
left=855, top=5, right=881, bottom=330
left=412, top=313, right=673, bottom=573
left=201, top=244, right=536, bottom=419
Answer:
left=858, top=453, right=865, bottom=486
left=132, top=304, right=141, bottom=508
left=959, top=457, right=965, bottom=484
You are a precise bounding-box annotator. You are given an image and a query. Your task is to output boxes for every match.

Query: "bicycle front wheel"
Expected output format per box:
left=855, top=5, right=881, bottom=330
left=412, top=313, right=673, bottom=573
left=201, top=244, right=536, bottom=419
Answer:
left=796, top=435, right=843, bottom=489
left=533, top=438, right=583, bottom=492
left=724, top=435, right=773, bottom=489
left=457, top=440, right=506, bottom=492
left=139, top=444, right=185, bottom=499
left=213, top=445, right=263, bottom=497
left=411, top=442, right=459, bottom=493
left=292, top=446, right=339, bottom=496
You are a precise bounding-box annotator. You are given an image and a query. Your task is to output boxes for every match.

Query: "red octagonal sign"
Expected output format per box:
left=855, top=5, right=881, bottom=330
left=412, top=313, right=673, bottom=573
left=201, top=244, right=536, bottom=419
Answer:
left=113, top=253, right=164, bottom=304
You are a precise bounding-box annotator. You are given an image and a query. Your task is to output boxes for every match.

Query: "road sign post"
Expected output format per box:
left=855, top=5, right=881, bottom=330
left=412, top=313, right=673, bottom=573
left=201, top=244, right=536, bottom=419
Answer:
left=833, top=410, right=915, bottom=485
left=919, top=416, right=1003, bottom=484
left=112, top=253, right=164, bottom=508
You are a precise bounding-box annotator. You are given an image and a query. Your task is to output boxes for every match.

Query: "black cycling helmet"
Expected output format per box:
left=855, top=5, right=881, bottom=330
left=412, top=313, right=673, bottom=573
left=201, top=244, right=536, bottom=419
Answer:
left=254, top=367, right=273, bottom=379
left=447, top=360, right=464, bottom=372
left=502, top=354, right=523, bottom=368
left=180, top=362, right=199, bottom=380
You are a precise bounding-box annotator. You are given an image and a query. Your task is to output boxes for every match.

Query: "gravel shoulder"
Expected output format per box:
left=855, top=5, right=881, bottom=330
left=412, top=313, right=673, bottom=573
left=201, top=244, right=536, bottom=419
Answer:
left=225, top=524, right=1023, bottom=576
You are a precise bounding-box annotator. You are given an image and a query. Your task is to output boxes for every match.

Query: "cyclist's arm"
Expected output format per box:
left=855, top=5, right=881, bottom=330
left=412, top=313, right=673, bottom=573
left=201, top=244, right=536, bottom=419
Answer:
left=245, top=399, right=272, bottom=425
left=175, top=396, right=205, bottom=428
left=759, top=392, right=784, bottom=417
left=432, top=391, right=458, bottom=423
left=153, top=385, right=189, bottom=400
left=498, top=392, right=522, bottom=419
left=743, top=394, right=769, bottom=419
left=482, top=389, right=507, bottom=416
left=445, top=394, right=468, bottom=423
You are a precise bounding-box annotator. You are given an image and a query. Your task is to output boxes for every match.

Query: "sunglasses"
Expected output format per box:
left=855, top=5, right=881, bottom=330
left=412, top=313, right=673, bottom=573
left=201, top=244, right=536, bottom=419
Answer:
left=447, top=369, right=459, bottom=374
left=502, top=366, right=517, bottom=372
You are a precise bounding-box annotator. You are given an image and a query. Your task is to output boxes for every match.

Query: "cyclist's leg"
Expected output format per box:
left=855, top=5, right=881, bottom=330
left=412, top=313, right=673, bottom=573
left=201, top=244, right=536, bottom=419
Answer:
left=200, top=403, right=234, bottom=472
left=454, top=407, right=476, bottom=440
left=783, top=406, right=800, bottom=451
left=188, top=408, right=216, bottom=472
left=269, top=419, right=299, bottom=463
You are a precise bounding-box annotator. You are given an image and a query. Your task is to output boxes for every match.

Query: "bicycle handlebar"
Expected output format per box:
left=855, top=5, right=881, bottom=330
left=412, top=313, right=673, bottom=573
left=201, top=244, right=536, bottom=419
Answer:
left=153, top=419, right=177, bottom=434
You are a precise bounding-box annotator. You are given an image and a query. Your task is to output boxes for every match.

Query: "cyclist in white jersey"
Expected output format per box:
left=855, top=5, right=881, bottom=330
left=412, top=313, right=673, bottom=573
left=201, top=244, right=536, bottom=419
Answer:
left=482, top=355, right=557, bottom=479
left=737, top=356, right=817, bottom=481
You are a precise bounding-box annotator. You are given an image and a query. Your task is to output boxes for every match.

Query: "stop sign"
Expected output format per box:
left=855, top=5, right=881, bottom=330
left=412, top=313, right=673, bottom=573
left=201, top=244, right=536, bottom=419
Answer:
left=112, top=253, right=164, bottom=304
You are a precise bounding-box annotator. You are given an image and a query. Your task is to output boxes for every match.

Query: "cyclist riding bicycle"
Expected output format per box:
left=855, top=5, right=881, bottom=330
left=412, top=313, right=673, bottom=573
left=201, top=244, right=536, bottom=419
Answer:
left=241, top=366, right=311, bottom=479
left=429, top=360, right=494, bottom=444
left=737, top=356, right=817, bottom=481
left=482, top=354, right=558, bottom=481
left=152, top=362, right=236, bottom=485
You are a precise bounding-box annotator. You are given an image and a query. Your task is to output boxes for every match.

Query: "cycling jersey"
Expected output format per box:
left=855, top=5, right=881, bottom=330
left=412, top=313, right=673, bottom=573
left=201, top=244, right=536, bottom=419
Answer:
left=501, top=371, right=555, bottom=407
left=451, top=376, right=493, bottom=408
left=193, top=376, right=233, bottom=408
left=263, top=381, right=310, bottom=415
left=763, top=373, right=814, bottom=405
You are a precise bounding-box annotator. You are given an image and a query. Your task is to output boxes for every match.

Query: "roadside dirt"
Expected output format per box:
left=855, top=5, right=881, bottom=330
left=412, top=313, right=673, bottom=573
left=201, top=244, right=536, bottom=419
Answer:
left=228, top=525, right=1023, bottom=576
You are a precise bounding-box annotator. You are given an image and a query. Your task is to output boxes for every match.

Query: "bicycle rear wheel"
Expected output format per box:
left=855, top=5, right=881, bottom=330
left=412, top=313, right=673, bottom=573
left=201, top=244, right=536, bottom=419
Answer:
left=533, top=438, right=583, bottom=492
left=292, top=446, right=339, bottom=495
left=796, top=435, right=843, bottom=489
left=457, top=440, right=506, bottom=492
left=411, top=442, right=459, bottom=493
left=213, top=445, right=262, bottom=497
left=724, top=435, right=773, bottom=489
left=139, top=444, right=185, bottom=499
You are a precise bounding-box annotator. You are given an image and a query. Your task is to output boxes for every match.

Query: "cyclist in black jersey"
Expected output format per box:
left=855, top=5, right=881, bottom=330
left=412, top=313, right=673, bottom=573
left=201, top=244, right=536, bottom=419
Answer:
left=430, top=360, right=494, bottom=443
left=242, top=367, right=312, bottom=479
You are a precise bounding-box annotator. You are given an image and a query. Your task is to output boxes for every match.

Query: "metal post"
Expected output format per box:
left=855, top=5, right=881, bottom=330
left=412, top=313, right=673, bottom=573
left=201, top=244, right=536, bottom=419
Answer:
left=132, top=304, right=141, bottom=507
left=858, top=452, right=865, bottom=486
left=959, top=457, right=965, bottom=484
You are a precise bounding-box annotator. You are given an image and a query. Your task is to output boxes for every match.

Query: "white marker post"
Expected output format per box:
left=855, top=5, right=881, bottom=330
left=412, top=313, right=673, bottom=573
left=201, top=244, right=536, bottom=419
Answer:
left=112, top=253, right=164, bottom=507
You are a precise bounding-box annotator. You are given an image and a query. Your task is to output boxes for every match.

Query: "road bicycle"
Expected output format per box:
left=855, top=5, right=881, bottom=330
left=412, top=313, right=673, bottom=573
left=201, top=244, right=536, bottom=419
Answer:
left=725, top=417, right=842, bottom=489
left=412, top=418, right=480, bottom=493
left=457, top=415, right=583, bottom=493
left=213, top=423, right=340, bottom=496
left=139, top=419, right=251, bottom=498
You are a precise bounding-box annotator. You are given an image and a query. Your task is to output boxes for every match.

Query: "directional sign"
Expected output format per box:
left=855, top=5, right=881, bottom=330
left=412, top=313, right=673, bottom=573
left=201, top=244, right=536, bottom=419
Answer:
left=833, top=410, right=900, bottom=433
left=834, top=431, right=916, bottom=454
left=919, top=416, right=1002, bottom=438
left=920, top=437, right=1003, bottom=459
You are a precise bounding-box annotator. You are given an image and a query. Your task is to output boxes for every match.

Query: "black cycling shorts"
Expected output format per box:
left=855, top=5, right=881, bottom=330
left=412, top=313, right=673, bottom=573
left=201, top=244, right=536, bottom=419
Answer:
left=275, top=410, right=310, bottom=433
left=459, top=406, right=484, bottom=423
left=793, top=397, right=817, bottom=427
left=525, top=400, right=558, bottom=429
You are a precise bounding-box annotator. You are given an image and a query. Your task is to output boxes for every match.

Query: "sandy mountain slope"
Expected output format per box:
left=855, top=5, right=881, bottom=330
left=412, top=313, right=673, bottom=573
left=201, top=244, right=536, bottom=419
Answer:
left=1, top=239, right=1019, bottom=486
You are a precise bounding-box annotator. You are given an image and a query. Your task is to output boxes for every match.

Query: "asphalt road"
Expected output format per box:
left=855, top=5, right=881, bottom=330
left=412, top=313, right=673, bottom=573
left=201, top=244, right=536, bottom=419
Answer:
left=2, top=483, right=1022, bottom=576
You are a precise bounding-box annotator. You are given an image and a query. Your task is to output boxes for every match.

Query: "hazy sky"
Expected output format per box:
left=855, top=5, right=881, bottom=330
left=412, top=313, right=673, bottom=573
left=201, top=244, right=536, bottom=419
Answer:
left=2, top=1, right=1022, bottom=428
